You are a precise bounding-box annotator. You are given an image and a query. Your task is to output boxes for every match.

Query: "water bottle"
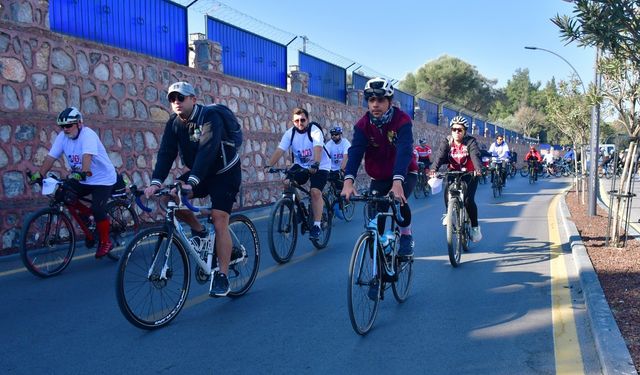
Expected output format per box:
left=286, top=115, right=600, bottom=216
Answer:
left=381, top=230, right=395, bottom=254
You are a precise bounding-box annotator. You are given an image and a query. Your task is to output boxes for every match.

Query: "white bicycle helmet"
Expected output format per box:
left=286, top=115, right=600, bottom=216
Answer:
left=57, top=107, right=83, bottom=126
left=449, top=115, right=469, bottom=129
left=364, top=77, right=394, bottom=99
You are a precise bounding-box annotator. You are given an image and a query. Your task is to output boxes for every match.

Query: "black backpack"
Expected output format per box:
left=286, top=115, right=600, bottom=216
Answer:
left=289, top=121, right=330, bottom=159
left=199, top=104, right=243, bottom=149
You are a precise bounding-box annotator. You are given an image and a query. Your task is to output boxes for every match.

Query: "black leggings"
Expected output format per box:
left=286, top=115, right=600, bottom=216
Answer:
left=443, top=174, right=479, bottom=227
left=66, top=180, right=112, bottom=221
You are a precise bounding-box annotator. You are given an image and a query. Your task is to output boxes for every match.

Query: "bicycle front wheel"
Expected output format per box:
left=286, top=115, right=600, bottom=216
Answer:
left=20, top=208, right=76, bottom=278
left=115, top=228, right=190, bottom=330
left=311, top=195, right=333, bottom=249
left=268, top=198, right=298, bottom=264
left=341, top=198, right=355, bottom=222
left=446, top=199, right=462, bottom=267
left=520, top=167, right=529, bottom=177
left=413, top=178, right=426, bottom=199
left=106, top=200, right=140, bottom=261
left=347, top=232, right=380, bottom=335
left=227, top=214, right=260, bottom=297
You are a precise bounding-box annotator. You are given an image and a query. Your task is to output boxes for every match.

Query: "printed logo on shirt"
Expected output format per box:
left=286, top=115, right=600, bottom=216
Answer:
left=387, top=130, right=397, bottom=145
left=297, top=148, right=313, bottom=164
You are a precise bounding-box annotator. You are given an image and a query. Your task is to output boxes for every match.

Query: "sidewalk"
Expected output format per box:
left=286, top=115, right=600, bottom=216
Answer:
left=561, top=177, right=637, bottom=374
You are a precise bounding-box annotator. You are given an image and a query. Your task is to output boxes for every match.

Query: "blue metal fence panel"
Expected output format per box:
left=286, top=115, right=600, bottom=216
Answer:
left=394, top=88, right=414, bottom=119
left=299, top=52, right=346, bottom=103
left=352, top=72, right=370, bottom=108
left=442, top=106, right=457, bottom=126
left=487, top=123, right=495, bottom=137
left=475, top=118, right=485, bottom=135
left=207, top=16, right=286, bottom=89
left=49, top=0, right=187, bottom=64
left=418, top=99, right=439, bottom=125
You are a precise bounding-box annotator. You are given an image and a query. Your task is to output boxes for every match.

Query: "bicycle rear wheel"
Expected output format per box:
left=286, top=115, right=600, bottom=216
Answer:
left=227, top=214, right=260, bottom=297
left=392, top=255, right=413, bottom=303
left=20, top=208, right=76, bottom=278
left=115, top=227, right=190, bottom=330
left=311, top=195, right=332, bottom=249
left=347, top=232, right=380, bottom=335
left=106, top=200, right=140, bottom=261
left=446, top=199, right=462, bottom=267
left=268, top=198, right=297, bottom=263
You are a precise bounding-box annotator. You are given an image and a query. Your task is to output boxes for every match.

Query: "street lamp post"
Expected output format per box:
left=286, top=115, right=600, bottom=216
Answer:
left=524, top=46, right=587, bottom=93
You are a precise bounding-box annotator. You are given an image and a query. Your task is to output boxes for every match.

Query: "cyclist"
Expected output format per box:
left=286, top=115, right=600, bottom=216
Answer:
left=415, top=139, right=432, bottom=178
left=265, top=107, right=331, bottom=239
left=563, top=146, right=575, bottom=163
left=341, top=77, right=416, bottom=257
left=431, top=116, right=483, bottom=242
left=324, top=126, right=351, bottom=219
left=525, top=146, right=543, bottom=180
left=488, top=134, right=510, bottom=187
left=543, top=147, right=556, bottom=173
left=144, top=81, right=242, bottom=297
left=30, top=107, right=117, bottom=258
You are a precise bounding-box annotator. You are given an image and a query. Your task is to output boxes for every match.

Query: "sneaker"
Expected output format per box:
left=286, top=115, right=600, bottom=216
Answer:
left=333, top=202, right=345, bottom=220
left=309, top=224, right=322, bottom=240
left=368, top=279, right=379, bottom=301
left=209, top=271, right=230, bottom=297
left=95, top=240, right=113, bottom=258
left=398, top=234, right=414, bottom=257
left=441, top=214, right=448, bottom=226
left=471, top=226, right=483, bottom=242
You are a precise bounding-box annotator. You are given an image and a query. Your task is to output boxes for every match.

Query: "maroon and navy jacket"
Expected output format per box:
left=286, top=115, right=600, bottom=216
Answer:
left=344, top=107, right=414, bottom=182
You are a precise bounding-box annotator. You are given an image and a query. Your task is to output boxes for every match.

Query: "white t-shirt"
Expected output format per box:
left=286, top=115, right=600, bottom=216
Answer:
left=324, top=138, right=351, bottom=171
left=49, top=126, right=116, bottom=186
left=277, top=126, right=331, bottom=171
left=543, top=152, right=555, bottom=165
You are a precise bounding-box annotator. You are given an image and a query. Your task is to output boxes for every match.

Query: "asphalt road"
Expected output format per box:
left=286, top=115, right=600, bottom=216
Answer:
left=0, top=174, right=604, bottom=374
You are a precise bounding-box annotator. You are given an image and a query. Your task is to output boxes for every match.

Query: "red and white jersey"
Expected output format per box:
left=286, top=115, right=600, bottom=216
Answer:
left=414, top=145, right=432, bottom=159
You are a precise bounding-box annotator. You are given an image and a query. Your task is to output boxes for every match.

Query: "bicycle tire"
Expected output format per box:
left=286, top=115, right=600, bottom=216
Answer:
left=509, top=165, right=517, bottom=178
left=446, top=199, right=462, bottom=267
left=227, top=214, right=260, bottom=297
left=392, top=255, right=413, bottom=303
left=461, top=208, right=471, bottom=252
left=268, top=198, right=298, bottom=264
left=347, top=232, right=380, bottom=335
left=492, top=176, right=500, bottom=198
left=520, top=167, right=529, bottom=177
left=311, top=195, right=332, bottom=249
left=341, top=198, right=355, bottom=222
left=20, top=207, right=76, bottom=278
left=529, top=170, right=535, bottom=184
left=105, top=200, right=140, bottom=261
left=115, top=227, right=190, bottom=330
left=413, top=177, right=426, bottom=199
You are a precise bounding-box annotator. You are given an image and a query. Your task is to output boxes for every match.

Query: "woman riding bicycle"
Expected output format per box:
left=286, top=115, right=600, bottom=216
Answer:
left=30, top=107, right=117, bottom=258
left=525, top=146, right=543, bottom=180
left=431, top=116, right=483, bottom=243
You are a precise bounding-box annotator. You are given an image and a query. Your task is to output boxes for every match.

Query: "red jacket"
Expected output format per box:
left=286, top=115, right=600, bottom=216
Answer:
left=525, top=150, right=542, bottom=162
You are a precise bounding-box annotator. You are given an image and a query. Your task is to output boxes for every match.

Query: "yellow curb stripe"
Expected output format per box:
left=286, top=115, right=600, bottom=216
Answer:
left=549, top=194, right=585, bottom=374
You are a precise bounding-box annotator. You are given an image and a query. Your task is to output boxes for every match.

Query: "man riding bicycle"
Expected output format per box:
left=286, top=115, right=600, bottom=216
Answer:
left=144, top=81, right=242, bottom=297
left=324, top=126, right=351, bottom=219
left=488, top=134, right=510, bottom=187
left=30, top=107, right=117, bottom=258
left=525, top=146, right=543, bottom=181
left=415, top=139, right=432, bottom=177
left=341, top=77, right=416, bottom=257
left=266, top=107, right=331, bottom=240
left=431, top=116, right=483, bottom=243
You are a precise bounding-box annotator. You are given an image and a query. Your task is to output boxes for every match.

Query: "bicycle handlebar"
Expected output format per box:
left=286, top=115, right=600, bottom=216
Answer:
left=133, top=182, right=199, bottom=213
left=349, top=191, right=408, bottom=226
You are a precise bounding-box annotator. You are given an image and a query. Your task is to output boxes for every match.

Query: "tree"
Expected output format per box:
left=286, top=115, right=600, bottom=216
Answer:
left=513, top=104, right=545, bottom=138
left=552, top=0, right=640, bottom=70
left=490, top=69, right=542, bottom=120
left=399, top=55, right=497, bottom=114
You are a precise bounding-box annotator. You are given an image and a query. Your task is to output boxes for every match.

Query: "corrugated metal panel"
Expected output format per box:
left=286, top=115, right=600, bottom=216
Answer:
left=299, top=52, right=346, bottom=103
left=207, top=17, right=286, bottom=89
left=442, top=106, right=457, bottom=125
left=393, top=88, right=414, bottom=119
left=418, top=99, right=438, bottom=125
left=475, top=119, right=485, bottom=136
left=49, top=0, right=187, bottom=64
left=487, top=123, right=495, bottom=137
left=352, top=72, right=370, bottom=108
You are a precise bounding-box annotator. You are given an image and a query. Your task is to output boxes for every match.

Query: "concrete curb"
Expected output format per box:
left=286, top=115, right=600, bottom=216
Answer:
left=558, top=195, right=637, bottom=374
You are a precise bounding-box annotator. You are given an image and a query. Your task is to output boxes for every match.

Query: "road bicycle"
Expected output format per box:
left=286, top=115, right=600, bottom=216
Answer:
left=439, top=171, right=473, bottom=267
left=115, top=183, right=260, bottom=330
left=490, top=159, right=505, bottom=198
left=267, top=168, right=332, bottom=264
left=324, top=171, right=355, bottom=222
left=506, top=160, right=517, bottom=179
left=526, top=160, right=539, bottom=184
left=20, top=172, right=139, bottom=278
left=413, top=162, right=431, bottom=199
left=346, top=192, right=413, bottom=335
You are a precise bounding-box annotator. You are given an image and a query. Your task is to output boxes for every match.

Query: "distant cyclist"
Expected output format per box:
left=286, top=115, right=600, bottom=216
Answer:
left=431, top=116, right=483, bottom=242
left=341, top=77, right=416, bottom=257
left=525, top=146, right=543, bottom=180
left=325, top=126, right=351, bottom=217
left=488, top=134, right=510, bottom=187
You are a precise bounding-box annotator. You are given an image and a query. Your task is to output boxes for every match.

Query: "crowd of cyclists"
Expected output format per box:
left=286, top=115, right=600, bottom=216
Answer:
left=28, top=77, right=584, bottom=301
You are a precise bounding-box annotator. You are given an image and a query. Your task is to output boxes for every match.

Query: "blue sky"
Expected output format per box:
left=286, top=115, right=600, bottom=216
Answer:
left=187, top=0, right=595, bottom=90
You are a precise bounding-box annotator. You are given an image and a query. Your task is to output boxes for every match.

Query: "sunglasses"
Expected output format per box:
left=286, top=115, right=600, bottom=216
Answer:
left=59, top=123, right=76, bottom=129
left=451, top=128, right=465, bottom=133
left=168, top=92, right=186, bottom=103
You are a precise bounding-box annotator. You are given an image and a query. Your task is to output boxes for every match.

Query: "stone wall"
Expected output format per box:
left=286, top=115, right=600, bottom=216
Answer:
left=0, top=0, right=527, bottom=253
